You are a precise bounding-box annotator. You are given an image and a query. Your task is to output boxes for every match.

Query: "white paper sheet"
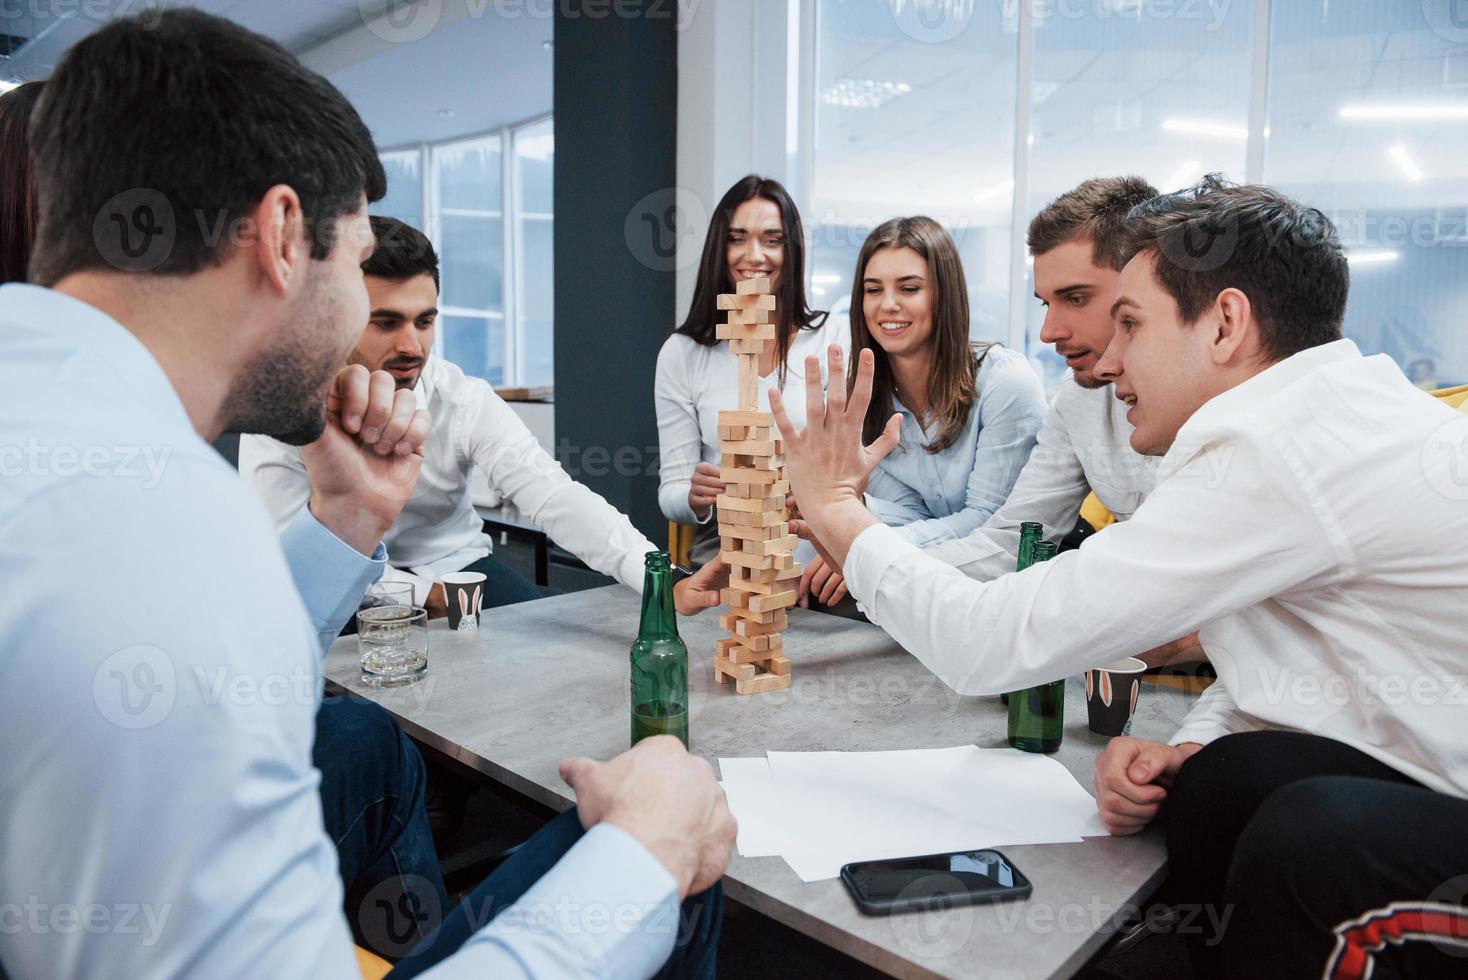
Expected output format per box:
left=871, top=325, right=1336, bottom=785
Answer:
left=721, top=746, right=1108, bottom=882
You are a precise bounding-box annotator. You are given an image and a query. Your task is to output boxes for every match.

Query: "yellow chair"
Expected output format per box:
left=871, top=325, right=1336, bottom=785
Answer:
left=1433, top=382, right=1468, bottom=412
left=355, top=945, right=391, bottom=980
left=669, top=520, right=696, bottom=567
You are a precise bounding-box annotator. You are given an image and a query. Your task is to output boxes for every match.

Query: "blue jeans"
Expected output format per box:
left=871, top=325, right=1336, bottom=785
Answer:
left=315, top=696, right=721, bottom=976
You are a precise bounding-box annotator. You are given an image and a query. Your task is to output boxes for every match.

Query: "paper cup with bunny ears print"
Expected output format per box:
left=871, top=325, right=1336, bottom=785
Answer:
left=1085, top=657, right=1147, bottom=737
left=440, top=572, right=487, bottom=631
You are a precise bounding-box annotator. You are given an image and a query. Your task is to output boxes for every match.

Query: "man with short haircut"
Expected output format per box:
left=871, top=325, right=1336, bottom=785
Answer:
left=0, top=11, right=729, bottom=977
left=773, top=177, right=1468, bottom=975
left=242, top=216, right=724, bottom=619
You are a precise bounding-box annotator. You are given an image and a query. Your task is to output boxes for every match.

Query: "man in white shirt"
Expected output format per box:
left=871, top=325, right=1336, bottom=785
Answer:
left=0, top=10, right=731, bottom=978
left=915, top=176, right=1198, bottom=666
left=771, top=177, right=1468, bottom=976
left=243, top=216, right=724, bottom=620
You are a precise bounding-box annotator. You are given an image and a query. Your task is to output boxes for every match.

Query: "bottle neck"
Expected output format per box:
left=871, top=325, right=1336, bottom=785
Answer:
left=638, top=566, right=679, bottom=639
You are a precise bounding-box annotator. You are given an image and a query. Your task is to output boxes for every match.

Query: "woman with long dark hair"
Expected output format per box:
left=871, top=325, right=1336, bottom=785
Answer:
left=801, top=215, right=1045, bottom=605
left=655, top=174, right=845, bottom=562
left=0, top=82, right=45, bottom=283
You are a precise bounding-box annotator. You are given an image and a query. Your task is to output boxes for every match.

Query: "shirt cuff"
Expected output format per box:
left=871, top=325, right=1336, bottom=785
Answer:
left=463, top=822, right=681, bottom=979
left=279, top=507, right=388, bottom=647
left=844, top=523, right=915, bottom=621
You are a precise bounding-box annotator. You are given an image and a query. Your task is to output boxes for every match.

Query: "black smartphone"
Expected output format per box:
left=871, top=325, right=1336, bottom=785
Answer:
left=841, top=849, right=1033, bottom=916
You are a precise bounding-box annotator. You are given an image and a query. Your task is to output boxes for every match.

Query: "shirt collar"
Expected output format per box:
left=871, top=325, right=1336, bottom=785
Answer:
left=0, top=283, right=194, bottom=432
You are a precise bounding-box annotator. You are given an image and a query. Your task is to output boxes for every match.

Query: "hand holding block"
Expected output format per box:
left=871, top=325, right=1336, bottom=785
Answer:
left=735, top=275, right=772, bottom=295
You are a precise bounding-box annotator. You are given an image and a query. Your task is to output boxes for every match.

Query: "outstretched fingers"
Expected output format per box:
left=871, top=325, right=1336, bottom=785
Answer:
left=824, top=344, right=847, bottom=419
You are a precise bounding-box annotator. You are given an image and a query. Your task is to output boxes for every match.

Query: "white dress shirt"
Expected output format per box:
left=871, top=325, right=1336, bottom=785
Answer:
left=0, top=284, right=680, bottom=978
left=922, top=371, right=1161, bottom=581
left=845, top=340, right=1468, bottom=798
left=242, top=355, right=657, bottom=604
left=863, top=346, right=1047, bottom=548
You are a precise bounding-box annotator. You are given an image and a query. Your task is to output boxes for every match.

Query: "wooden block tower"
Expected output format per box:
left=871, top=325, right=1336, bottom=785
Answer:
left=713, top=275, right=800, bottom=695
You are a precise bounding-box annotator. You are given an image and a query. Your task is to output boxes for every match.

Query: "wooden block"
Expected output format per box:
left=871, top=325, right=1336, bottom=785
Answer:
left=715, top=668, right=728, bottom=684
left=723, top=452, right=778, bottom=471
left=718, top=507, right=786, bottom=528
left=716, top=493, right=784, bottom=514
left=774, top=552, right=794, bottom=570
left=714, top=655, right=755, bottom=682
left=721, top=611, right=789, bottom=636
left=716, top=293, right=777, bottom=311
left=748, top=589, right=797, bottom=613
left=729, top=338, right=767, bottom=355
left=747, top=535, right=798, bottom=557
left=727, top=307, right=775, bottom=325
left=722, top=439, right=778, bottom=457
left=737, top=356, right=757, bottom=411
left=737, top=632, right=782, bottom=654
left=716, top=322, right=777, bottom=341
left=719, top=466, right=777, bottom=485
left=735, top=275, right=772, bottom=295
left=775, top=562, right=802, bottom=582
left=717, top=424, right=740, bottom=440
left=719, top=410, right=772, bottom=428
left=743, top=480, right=790, bottom=500
left=724, top=550, right=775, bottom=571
left=729, top=604, right=781, bottom=625
left=718, top=521, right=787, bottom=542
left=723, top=484, right=753, bottom=499
left=736, top=672, right=792, bottom=695
left=766, top=656, right=792, bottom=676
left=719, top=589, right=749, bottom=608
left=728, top=573, right=778, bottom=596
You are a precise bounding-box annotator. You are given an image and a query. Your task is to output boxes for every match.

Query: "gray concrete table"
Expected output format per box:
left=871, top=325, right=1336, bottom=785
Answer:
left=325, top=586, right=1194, bottom=979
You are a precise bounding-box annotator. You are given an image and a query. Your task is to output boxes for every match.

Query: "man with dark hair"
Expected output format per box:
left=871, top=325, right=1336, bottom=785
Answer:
left=243, top=215, right=727, bottom=619
left=774, top=177, right=1468, bottom=976
left=0, top=11, right=729, bottom=978
left=910, top=176, right=1202, bottom=663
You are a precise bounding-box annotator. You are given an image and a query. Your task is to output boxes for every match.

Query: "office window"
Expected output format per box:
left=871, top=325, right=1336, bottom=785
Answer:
left=808, top=1, right=1466, bottom=390
left=513, top=118, right=555, bottom=387
left=1025, top=3, right=1256, bottom=388
left=1264, top=2, right=1468, bottom=388
left=809, top=0, right=1018, bottom=342
left=378, top=117, right=554, bottom=388
left=374, top=150, right=423, bottom=231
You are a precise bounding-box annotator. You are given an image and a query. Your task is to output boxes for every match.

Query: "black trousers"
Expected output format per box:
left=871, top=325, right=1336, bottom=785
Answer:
left=1165, top=731, right=1468, bottom=978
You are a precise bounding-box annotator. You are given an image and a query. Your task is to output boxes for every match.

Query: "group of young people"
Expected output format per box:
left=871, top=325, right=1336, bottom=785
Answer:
left=1, top=7, right=1464, bottom=980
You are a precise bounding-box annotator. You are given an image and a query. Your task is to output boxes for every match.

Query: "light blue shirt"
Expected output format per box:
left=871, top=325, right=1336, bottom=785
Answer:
left=865, top=345, right=1047, bottom=548
left=0, top=284, right=679, bottom=979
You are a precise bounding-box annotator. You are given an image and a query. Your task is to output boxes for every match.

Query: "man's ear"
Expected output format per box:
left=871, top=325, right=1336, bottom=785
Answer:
left=1208, top=287, right=1255, bottom=366
left=251, top=184, right=306, bottom=297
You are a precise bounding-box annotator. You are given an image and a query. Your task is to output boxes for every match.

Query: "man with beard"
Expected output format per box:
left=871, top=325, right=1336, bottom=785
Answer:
left=243, top=216, right=726, bottom=620
left=0, top=11, right=729, bottom=978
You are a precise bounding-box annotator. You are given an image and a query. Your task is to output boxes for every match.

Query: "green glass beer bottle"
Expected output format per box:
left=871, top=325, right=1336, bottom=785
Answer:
left=1001, top=522, right=1046, bottom=707
left=1007, top=541, right=1064, bottom=753
left=630, top=551, right=689, bottom=748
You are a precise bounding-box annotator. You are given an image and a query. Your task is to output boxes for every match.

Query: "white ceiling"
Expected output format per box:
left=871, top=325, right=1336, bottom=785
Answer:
left=0, top=0, right=552, bottom=149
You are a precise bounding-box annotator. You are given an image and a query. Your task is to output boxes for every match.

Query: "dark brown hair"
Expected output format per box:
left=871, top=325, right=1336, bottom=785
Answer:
left=0, top=81, right=44, bottom=284
left=364, top=215, right=439, bottom=290
left=1027, top=176, right=1158, bottom=271
left=1120, top=174, right=1347, bottom=362
left=848, top=216, right=992, bottom=453
left=674, top=175, right=826, bottom=382
left=28, top=9, right=385, bottom=286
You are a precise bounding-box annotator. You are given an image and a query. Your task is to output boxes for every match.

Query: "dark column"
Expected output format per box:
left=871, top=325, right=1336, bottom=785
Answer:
left=553, top=1, right=678, bottom=545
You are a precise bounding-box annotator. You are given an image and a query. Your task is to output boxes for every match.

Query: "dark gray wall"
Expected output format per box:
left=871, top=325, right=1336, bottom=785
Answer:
left=552, top=1, right=678, bottom=546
